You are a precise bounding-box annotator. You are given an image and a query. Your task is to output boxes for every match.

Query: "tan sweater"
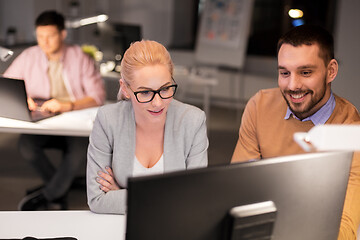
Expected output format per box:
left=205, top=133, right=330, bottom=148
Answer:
left=232, top=88, right=360, bottom=240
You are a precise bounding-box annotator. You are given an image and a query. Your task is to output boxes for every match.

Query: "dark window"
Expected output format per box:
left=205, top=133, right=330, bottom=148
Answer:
left=247, top=0, right=338, bottom=56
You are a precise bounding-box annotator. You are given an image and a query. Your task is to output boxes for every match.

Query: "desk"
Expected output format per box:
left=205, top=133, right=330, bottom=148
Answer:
left=0, top=210, right=358, bottom=240
left=0, top=107, right=99, bottom=137
left=0, top=210, right=125, bottom=240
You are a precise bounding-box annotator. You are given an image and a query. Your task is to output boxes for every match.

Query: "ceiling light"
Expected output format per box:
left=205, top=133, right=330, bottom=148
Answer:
left=288, top=9, right=304, bottom=19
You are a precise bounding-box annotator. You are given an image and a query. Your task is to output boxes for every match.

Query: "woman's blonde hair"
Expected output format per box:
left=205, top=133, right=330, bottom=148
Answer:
left=118, top=40, right=174, bottom=100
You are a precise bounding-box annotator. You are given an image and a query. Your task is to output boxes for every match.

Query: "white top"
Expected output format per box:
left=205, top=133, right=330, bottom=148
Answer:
left=132, top=154, right=164, bottom=177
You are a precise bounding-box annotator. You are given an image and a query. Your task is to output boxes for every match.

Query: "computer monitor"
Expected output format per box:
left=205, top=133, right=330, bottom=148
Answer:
left=126, top=151, right=353, bottom=240
left=112, top=23, right=142, bottom=59
left=96, top=22, right=142, bottom=62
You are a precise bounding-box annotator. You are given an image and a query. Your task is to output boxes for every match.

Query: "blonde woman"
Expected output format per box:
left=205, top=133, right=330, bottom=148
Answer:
left=87, top=40, right=208, bottom=214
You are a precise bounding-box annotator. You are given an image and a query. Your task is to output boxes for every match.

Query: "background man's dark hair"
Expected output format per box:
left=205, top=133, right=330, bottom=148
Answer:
left=277, top=25, right=334, bottom=66
left=35, top=10, right=65, bottom=31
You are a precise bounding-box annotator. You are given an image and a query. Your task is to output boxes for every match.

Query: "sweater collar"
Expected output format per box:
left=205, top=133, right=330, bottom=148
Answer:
left=284, top=92, right=335, bottom=125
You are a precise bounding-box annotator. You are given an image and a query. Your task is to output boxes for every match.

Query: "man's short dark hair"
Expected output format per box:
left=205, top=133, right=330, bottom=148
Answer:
left=277, top=25, right=334, bottom=66
left=35, top=10, right=65, bottom=31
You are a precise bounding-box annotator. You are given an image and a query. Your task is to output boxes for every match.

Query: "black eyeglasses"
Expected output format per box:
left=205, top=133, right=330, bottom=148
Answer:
left=126, top=80, right=178, bottom=103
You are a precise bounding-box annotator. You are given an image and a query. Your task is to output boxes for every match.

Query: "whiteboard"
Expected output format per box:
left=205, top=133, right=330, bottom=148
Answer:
left=195, top=0, right=254, bottom=69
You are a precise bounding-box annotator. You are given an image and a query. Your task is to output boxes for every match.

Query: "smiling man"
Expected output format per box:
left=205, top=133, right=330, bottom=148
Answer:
left=231, top=25, right=360, bottom=239
left=278, top=42, right=337, bottom=120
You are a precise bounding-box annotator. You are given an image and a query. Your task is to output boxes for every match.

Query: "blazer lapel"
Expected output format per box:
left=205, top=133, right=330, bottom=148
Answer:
left=115, top=101, right=136, bottom=188
left=164, top=100, right=184, bottom=171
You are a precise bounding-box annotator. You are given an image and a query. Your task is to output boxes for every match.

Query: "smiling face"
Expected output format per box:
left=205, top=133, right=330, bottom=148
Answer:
left=36, top=25, right=66, bottom=59
left=122, top=64, right=174, bottom=125
left=278, top=43, right=337, bottom=120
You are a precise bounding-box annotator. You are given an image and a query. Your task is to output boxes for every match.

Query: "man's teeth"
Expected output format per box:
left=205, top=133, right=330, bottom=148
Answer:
left=291, top=93, right=305, bottom=99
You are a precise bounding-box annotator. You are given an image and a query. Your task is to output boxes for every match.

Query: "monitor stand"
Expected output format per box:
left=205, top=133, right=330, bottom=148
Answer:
left=228, top=201, right=277, bottom=240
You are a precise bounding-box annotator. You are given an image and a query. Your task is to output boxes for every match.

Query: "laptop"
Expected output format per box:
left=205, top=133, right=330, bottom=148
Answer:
left=0, top=76, right=57, bottom=122
left=126, top=151, right=353, bottom=240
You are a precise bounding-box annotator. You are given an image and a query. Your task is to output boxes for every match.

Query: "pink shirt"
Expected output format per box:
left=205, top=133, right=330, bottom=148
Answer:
left=4, top=44, right=106, bottom=105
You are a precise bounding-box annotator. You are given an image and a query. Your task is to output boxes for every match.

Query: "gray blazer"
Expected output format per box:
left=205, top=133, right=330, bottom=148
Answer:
left=87, top=99, right=208, bottom=214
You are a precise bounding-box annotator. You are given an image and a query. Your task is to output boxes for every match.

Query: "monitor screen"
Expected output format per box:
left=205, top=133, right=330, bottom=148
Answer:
left=126, top=151, right=353, bottom=240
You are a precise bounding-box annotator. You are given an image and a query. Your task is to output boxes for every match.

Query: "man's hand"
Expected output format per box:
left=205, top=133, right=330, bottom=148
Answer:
left=27, top=97, right=38, bottom=111
left=40, top=99, right=72, bottom=113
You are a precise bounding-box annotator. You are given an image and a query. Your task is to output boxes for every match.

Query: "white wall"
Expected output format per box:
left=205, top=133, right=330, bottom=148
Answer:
left=0, top=0, right=74, bottom=44
left=0, top=0, right=176, bottom=47
left=0, top=0, right=35, bottom=43
left=333, top=0, right=360, bottom=110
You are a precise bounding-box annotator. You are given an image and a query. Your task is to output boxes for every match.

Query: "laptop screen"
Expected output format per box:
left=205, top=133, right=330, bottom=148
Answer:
left=0, top=77, right=56, bottom=122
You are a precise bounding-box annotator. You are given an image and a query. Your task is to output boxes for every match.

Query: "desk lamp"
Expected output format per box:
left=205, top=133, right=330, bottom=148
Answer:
left=66, top=14, right=108, bottom=29
left=0, top=46, right=13, bottom=62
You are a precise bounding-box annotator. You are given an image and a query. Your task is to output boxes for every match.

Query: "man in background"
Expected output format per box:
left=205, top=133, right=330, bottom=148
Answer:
left=231, top=25, right=360, bottom=239
left=4, top=10, right=106, bottom=210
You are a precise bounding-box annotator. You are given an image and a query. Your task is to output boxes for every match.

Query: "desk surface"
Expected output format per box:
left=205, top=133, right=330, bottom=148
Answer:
left=0, top=210, right=358, bottom=240
left=0, top=210, right=125, bottom=240
left=0, top=107, right=99, bottom=137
